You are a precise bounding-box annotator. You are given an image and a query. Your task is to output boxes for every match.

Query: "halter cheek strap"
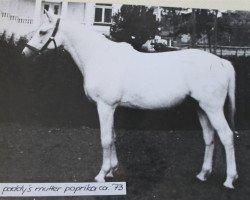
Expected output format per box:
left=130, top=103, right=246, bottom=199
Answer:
left=25, top=18, right=61, bottom=55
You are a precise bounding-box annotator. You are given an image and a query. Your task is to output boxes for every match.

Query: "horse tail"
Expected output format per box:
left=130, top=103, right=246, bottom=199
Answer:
left=224, top=60, right=236, bottom=131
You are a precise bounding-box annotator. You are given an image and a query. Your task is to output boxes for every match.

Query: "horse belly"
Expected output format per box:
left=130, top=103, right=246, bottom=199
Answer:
left=120, top=76, right=188, bottom=109
left=120, top=94, right=187, bottom=109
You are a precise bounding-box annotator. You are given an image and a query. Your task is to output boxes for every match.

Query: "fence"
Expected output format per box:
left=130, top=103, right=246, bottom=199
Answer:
left=198, top=45, right=250, bottom=57
left=181, top=44, right=250, bottom=57
left=0, top=11, right=34, bottom=39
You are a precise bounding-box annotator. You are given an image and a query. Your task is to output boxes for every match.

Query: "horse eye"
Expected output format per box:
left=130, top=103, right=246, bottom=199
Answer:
left=39, top=30, right=47, bottom=36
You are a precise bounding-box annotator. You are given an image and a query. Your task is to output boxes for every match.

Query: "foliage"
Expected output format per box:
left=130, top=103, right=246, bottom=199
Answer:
left=161, top=8, right=217, bottom=44
left=218, top=11, right=250, bottom=46
left=1, top=36, right=250, bottom=128
left=110, top=6, right=250, bottom=49
left=110, top=5, right=159, bottom=51
left=159, top=7, right=190, bottom=36
left=160, top=8, right=250, bottom=47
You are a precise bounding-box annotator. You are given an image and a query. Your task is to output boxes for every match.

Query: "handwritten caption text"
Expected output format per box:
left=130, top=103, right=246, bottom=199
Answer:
left=0, top=182, right=126, bottom=197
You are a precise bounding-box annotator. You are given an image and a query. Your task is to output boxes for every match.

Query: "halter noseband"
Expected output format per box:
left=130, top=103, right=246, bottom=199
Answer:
left=25, top=18, right=61, bottom=55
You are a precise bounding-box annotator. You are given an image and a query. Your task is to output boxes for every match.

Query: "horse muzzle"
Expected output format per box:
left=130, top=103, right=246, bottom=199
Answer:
left=22, top=47, right=35, bottom=58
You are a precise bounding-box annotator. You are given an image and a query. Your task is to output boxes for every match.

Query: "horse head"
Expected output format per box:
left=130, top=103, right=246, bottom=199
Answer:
left=22, top=9, right=64, bottom=58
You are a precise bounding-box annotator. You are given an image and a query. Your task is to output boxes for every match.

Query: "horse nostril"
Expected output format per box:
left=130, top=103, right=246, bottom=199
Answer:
left=21, top=52, right=25, bottom=57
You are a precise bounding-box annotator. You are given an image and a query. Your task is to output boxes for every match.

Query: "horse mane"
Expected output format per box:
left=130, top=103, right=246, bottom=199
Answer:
left=59, top=18, right=139, bottom=56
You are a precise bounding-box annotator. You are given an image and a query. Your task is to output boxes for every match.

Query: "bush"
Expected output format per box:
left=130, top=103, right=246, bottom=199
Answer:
left=0, top=37, right=250, bottom=130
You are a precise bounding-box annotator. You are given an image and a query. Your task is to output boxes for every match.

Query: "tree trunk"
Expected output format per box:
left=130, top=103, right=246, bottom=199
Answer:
left=208, top=33, right=212, bottom=53
left=213, top=10, right=218, bottom=55
left=191, top=9, right=196, bottom=48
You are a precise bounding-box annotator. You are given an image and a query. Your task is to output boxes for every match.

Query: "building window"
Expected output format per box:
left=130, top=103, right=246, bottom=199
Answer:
left=43, top=3, right=61, bottom=15
left=94, top=4, right=112, bottom=25
left=95, top=8, right=102, bottom=22
left=44, top=4, right=49, bottom=13
left=54, top=5, right=59, bottom=15
left=104, top=8, right=112, bottom=23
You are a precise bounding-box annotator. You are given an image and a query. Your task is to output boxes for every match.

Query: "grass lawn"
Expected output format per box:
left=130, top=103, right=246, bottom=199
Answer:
left=0, top=123, right=249, bottom=200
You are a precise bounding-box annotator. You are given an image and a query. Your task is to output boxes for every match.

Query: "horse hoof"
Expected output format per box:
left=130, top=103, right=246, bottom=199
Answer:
left=223, top=174, right=238, bottom=189
left=223, top=182, right=234, bottom=189
left=106, top=171, right=114, bottom=178
left=95, top=175, right=105, bottom=182
left=196, top=173, right=207, bottom=181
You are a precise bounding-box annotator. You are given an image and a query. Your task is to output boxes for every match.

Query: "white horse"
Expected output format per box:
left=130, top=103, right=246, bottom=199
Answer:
left=22, top=10, right=238, bottom=189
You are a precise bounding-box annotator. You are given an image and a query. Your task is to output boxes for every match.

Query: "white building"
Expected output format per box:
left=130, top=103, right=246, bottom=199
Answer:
left=0, top=0, right=121, bottom=39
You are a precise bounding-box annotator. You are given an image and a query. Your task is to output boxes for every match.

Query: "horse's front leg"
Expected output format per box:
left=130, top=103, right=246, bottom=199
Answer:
left=95, top=101, right=116, bottom=182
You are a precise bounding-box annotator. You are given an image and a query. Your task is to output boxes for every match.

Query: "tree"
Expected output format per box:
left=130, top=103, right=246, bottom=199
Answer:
left=160, top=8, right=218, bottom=50
left=218, top=11, right=250, bottom=46
left=160, top=7, right=190, bottom=36
left=161, top=8, right=250, bottom=49
left=196, top=9, right=217, bottom=51
left=110, top=5, right=159, bottom=51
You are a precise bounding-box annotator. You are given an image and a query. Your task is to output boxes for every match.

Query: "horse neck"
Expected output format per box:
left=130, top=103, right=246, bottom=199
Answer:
left=60, top=20, right=107, bottom=75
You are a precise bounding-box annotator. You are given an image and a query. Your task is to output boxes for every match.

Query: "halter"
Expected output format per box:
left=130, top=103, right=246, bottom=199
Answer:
left=25, top=18, right=61, bottom=55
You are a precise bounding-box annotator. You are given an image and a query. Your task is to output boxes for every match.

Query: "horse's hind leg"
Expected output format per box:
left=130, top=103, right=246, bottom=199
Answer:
left=201, top=106, right=238, bottom=189
left=196, top=107, right=215, bottom=181
left=95, top=102, right=116, bottom=182
left=106, top=129, right=118, bottom=178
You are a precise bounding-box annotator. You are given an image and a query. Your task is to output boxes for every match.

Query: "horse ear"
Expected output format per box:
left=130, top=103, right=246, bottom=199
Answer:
left=44, top=9, right=55, bottom=23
